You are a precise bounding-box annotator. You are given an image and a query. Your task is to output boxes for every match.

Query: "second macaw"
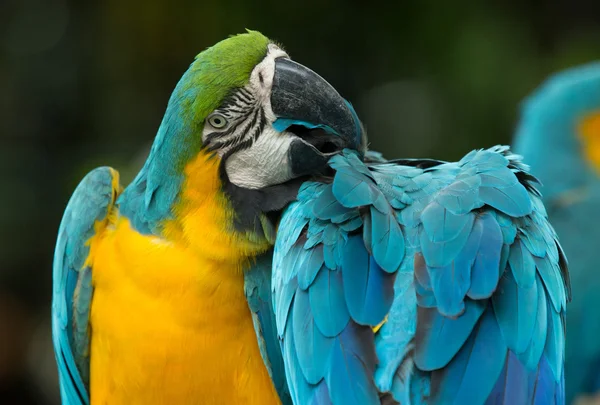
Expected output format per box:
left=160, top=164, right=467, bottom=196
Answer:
left=513, top=62, right=600, bottom=404
left=51, top=31, right=362, bottom=404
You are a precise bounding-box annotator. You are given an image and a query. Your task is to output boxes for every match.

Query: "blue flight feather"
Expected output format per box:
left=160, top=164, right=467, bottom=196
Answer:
left=414, top=300, right=486, bottom=371
left=508, top=239, right=537, bottom=289
left=370, top=207, right=405, bottom=272
left=341, top=236, right=395, bottom=325
left=297, top=245, right=325, bottom=289
left=427, top=214, right=482, bottom=317
left=486, top=351, right=530, bottom=404
left=324, top=323, right=379, bottom=405
left=492, top=270, right=538, bottom=354
left=467, top=213, right=504, bottom=300
left=419, top=212, right=474, bottom=268
left=430, top=309, right=508, bottom=404
left=309, top=267, right=350, bottom=337
left=292, top=289, right=335, bottom=384
left=520, top=276, right=548, bottom=370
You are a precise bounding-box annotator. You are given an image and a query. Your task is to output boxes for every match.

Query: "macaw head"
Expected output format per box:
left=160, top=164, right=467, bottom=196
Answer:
left=513, top=61, right=600, bottom=200
left=133, top=31, right=364, bottom=247
left=191, top=30, right=363, bottom=187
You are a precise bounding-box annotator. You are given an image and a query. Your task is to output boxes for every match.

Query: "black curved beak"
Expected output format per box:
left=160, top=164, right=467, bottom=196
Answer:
left=270, top=58, right=364, bottom=177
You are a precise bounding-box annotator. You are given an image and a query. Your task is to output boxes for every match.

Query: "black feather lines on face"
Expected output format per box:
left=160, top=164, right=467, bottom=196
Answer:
left=204, top=88, right=265, bottom=153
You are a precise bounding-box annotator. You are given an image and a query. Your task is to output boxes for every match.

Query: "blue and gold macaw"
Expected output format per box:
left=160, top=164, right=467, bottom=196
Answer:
left=51, top=31, right=362, bottom=404
left=513, top=62, right=600, bottom=404
left=272, top=145, right=571, bottom=404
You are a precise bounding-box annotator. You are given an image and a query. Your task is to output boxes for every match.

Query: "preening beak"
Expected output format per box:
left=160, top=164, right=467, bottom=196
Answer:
left=220, top=53, right=366, bottom=241
left=270, top=58, right=364, bottom=177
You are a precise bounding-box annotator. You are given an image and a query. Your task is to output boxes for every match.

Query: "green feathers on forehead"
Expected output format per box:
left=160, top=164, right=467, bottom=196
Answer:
left=177, top=30, right=272, bottom=122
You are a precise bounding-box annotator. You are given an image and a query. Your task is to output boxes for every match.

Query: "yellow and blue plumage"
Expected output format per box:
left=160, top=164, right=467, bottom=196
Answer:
left=52, top=30, right=571, bottom=405
left=52, top=31, right=362, bottom=404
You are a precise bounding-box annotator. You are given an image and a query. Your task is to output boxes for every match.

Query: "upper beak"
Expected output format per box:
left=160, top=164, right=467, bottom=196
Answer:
left=270, top=58, right=363, bottom=176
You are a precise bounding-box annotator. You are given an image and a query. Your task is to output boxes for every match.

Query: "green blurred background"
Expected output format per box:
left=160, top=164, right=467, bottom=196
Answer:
left=1, top=0, right=599, bottom=403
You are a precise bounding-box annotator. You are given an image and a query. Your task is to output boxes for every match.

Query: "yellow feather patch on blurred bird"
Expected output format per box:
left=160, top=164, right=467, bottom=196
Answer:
left=579, top=111, right=600, bottom=172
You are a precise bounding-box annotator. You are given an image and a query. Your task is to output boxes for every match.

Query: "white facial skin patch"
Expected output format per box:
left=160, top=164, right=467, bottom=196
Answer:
left=225, top=126, right=295, bottom=189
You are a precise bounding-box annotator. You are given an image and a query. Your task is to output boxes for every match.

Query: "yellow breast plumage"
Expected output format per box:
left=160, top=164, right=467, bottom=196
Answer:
left=87, top=151, right=280, bottom=405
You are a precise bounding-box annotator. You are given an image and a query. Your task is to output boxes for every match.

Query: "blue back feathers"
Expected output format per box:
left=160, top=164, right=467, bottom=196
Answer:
left=272, top=147, right=569, bottom=405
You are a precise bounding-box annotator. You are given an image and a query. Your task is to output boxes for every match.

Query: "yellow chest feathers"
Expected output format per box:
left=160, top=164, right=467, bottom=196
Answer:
left=88, top=152, right=280, bottom=404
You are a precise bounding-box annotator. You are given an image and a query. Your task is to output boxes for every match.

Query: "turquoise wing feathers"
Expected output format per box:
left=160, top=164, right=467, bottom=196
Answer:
left=51, top=167, right=120, bottom=405
left=272, top=147, right=570, bottom=404
left=513, top=61, right=600, bottom=404
left=244, top=251, right=293, bottom=405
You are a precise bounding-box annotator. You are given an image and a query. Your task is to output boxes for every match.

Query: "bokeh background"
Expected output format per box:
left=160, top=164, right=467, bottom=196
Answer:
left=1, top=0, right=599, bottom=403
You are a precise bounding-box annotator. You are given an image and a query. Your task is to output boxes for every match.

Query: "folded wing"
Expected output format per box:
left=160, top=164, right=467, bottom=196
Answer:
left=272, top=147, right=569, bottom=405
left=52, top=167, right=121, bottom=405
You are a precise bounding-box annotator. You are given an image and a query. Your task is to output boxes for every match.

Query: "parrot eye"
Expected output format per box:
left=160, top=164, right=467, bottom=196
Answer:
left=207, top=114, right=228, bottom=129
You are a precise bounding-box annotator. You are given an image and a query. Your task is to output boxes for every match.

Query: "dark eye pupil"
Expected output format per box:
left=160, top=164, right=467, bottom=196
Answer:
left=214, top=118, right=222, bottom=124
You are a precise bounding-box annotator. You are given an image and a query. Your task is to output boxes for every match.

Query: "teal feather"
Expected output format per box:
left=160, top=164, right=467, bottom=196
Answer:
left=492, top=270, right=538, bottom=354
left=312, top=185, right=349, bottom=221
left=421, top=202, right=473, bottom=243
left=275, top=276, right=298, bottom=338
left=544, top=305, right=565, bottom=381
left=419, top=213, right=474, bottom=268
left=467, top=213, right=504, bottom=300
left=323, top=245, right=336, bottom=270
left=324, top=323, right=380, bottom=405
left=291, top=289, right=335, bottom=384
left=534, top=256, right=564, bottom=313
left=427, top=214, right=481, bottom=317
left=434, top=176, right=481, bottom=215
left=370, top=207, right=405, bottom=272
left=341, top=237, right=396, bottom=325
left=339, top=215, right=363, bottom=232
left=414, top=300, right=486, bottom=371
left=297, top=245, right=324, bottom=289
left=486, top=351, right=530, bottom=404
left=508, top=240, right=537, bottom=289
left=430, top=309, right=508, bottom=404
left=520, top=276, right=548, bottom=370
left=309, top=268, right=350, bottom=337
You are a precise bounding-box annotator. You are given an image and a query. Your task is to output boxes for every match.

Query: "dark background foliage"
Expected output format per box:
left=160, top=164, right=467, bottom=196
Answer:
left=1, top=1, right=599, bottom=403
